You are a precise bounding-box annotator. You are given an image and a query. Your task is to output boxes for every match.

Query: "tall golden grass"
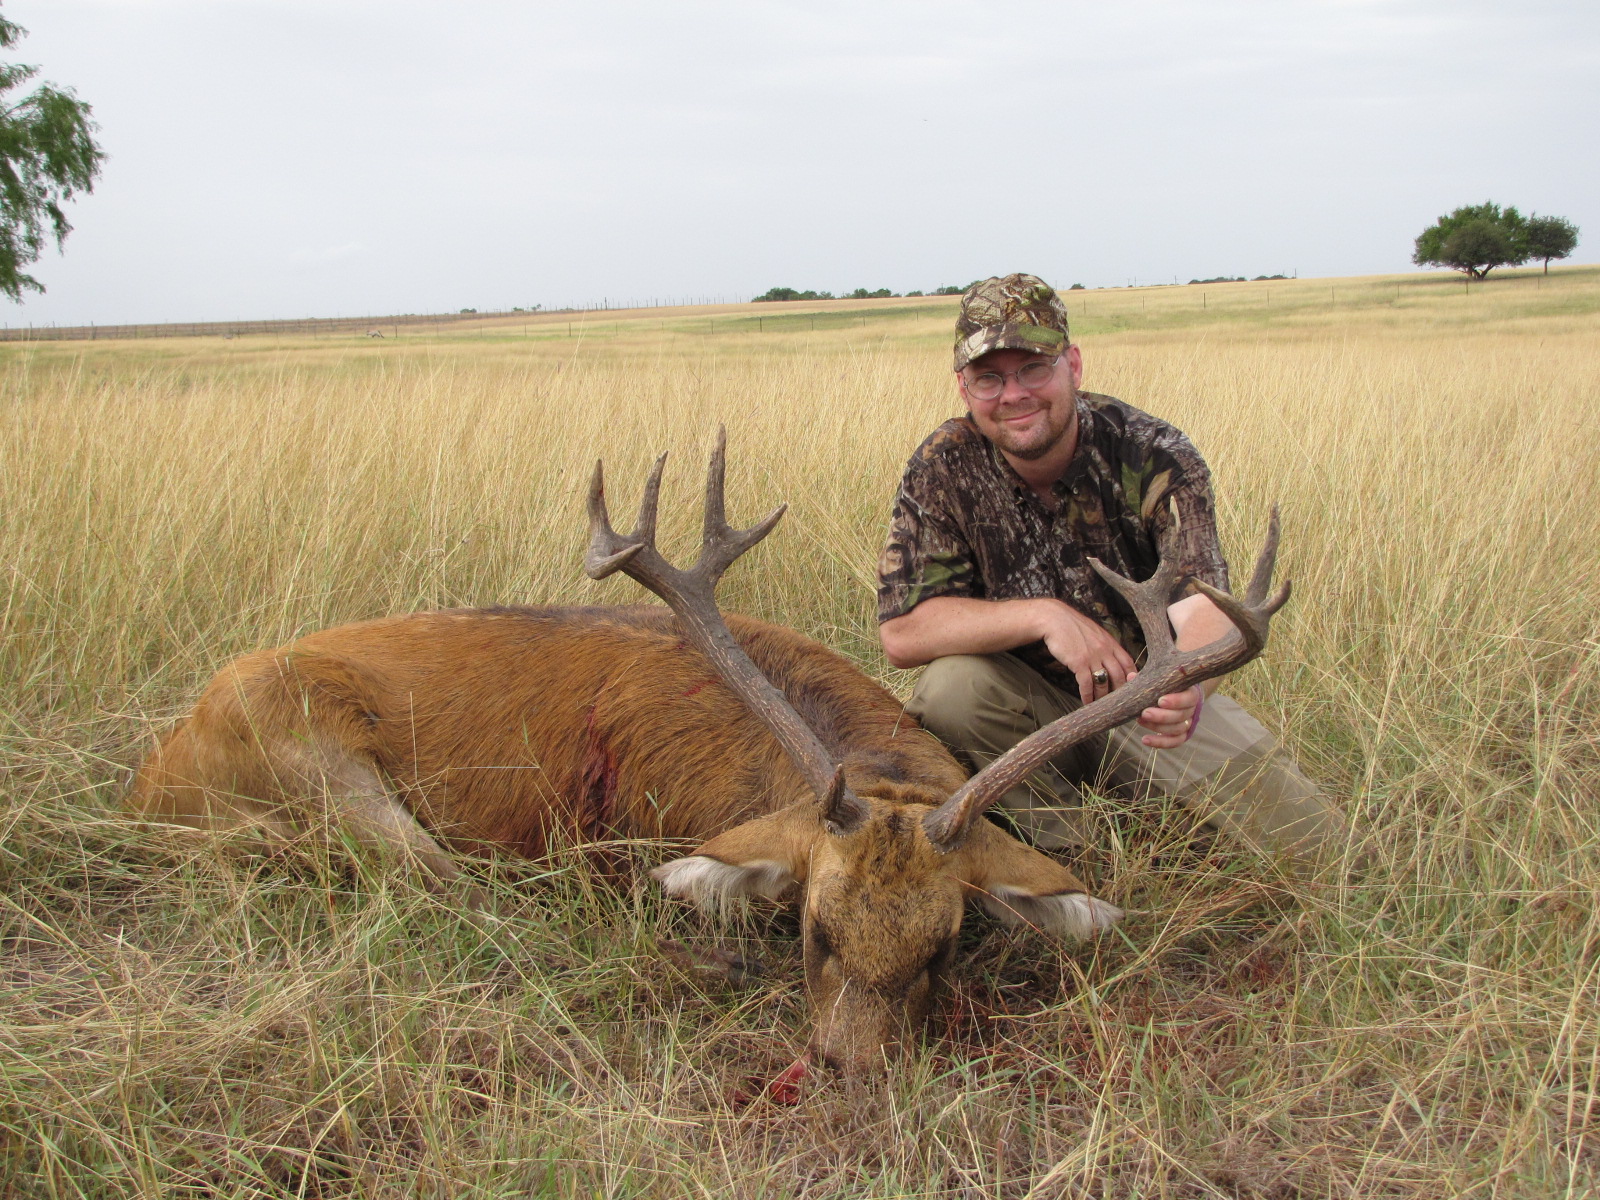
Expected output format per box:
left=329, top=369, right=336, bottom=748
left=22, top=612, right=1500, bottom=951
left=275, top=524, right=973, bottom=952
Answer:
left=1, top=268, right=1596, bottom=1197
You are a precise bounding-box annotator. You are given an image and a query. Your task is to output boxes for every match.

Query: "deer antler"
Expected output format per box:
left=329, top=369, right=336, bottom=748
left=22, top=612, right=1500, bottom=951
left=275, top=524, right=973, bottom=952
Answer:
left=922, top=509, right=1291, bottom=852
left=585, top=428, right=870, bottom=835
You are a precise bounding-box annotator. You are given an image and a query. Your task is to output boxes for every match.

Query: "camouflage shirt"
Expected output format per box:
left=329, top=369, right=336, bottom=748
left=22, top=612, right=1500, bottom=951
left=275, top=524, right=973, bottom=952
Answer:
left=877, top=392, right=1230, bottom=691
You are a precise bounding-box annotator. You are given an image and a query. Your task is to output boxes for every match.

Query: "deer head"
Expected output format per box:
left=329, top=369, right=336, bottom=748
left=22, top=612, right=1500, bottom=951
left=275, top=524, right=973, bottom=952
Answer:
left=587, top=430, right=1288, bottom=1073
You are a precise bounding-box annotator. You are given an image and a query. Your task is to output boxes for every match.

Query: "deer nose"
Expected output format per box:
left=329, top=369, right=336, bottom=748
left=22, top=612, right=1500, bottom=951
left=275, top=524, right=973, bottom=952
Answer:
left=812, top=1046, right=848, bottom=1072
left=809, top=1029, right=907, bottom=1074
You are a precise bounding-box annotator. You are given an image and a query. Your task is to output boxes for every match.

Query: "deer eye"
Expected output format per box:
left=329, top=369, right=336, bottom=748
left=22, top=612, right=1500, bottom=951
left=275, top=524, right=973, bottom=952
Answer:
left=807, top=920, right=836, bottom=959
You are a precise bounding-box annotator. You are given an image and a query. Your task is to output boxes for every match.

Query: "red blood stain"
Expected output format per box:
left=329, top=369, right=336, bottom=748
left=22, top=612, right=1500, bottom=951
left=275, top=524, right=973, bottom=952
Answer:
left=766, top=1056, right=809, bottom=1105
left=576, top=702, right=618, bottom=838
left=728, top=1055, right=810, bottom=1108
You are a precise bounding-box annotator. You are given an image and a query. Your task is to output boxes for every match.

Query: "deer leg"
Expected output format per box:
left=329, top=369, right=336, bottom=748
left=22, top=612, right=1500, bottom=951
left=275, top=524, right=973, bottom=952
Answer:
left=274, top=738, right=491, bottom=911
left=127, top=722, right=307, bottom=851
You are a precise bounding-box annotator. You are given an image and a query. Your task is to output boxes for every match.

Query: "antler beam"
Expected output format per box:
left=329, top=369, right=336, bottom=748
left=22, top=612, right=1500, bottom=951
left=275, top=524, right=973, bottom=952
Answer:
left=922, top=510, right=1290, bottom=852
left=585, top=428, right=870, bottom=836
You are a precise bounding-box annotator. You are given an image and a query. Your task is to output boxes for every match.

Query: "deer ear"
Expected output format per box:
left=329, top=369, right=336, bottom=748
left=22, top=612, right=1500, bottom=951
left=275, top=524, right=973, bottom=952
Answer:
left=955, top=820, right=1124, bottom=941
left=651, top=806, right=813, bottom=913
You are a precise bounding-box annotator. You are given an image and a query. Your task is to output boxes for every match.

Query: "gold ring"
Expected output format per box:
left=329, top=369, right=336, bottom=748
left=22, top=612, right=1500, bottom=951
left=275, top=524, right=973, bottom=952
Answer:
left=1092, top=669, right=1110, bottom=687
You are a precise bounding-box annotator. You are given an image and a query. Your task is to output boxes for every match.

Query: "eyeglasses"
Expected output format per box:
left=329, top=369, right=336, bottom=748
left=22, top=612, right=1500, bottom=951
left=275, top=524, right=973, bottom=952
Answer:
left=961, top=358, right=1058, bottom=402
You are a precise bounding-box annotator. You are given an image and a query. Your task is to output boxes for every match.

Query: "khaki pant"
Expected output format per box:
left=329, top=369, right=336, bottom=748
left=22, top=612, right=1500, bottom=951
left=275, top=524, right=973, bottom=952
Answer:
left=906, top=653, right=1350, bottom=860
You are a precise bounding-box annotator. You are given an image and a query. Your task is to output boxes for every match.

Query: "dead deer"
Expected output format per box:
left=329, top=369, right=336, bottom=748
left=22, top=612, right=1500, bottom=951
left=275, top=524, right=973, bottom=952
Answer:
left=127, top=430, right=1289, bottom=1073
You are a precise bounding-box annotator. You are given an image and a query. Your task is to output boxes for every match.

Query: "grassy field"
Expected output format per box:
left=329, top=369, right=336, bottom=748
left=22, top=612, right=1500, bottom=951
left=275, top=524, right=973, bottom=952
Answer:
left=1, top=265, right=1597, bottom=1198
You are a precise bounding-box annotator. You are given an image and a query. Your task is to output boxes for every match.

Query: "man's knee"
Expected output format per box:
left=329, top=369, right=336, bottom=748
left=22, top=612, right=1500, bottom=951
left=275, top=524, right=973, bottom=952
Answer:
left=906, top=654, right=1052, bottom=757
left=1173, top=720, right=1353, bottom=863
left=908, top=654, right=998, bottom=723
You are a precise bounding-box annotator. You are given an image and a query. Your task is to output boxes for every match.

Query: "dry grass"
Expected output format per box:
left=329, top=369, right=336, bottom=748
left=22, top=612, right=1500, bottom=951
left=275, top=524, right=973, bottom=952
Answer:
left=1, top=266, right=1597, bottom=1197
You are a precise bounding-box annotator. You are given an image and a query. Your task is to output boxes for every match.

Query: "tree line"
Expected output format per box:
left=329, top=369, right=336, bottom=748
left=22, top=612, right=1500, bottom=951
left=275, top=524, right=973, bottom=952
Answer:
left=753, top=285, right=971, bottom=302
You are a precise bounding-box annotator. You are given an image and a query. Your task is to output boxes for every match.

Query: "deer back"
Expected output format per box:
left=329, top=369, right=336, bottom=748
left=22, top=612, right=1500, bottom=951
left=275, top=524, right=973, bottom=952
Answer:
left=165, top=603, right=962, bottom=857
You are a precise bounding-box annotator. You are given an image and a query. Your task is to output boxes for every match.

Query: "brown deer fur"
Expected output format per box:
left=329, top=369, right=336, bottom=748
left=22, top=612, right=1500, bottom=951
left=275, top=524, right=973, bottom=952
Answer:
left=129, top=603, right=1121, bottom=1071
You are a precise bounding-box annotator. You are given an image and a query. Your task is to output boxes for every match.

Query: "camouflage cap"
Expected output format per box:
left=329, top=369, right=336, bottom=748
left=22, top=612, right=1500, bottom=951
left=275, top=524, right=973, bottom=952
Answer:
left=952, top=273, right=1071, bottom=371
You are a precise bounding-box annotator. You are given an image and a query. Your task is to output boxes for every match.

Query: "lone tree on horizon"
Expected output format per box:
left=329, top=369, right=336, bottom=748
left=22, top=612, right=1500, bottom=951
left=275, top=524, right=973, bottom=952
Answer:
left=1524, top=214, right=1579, bottom=274
left=1412, top=202, right=1529, bottom=280
left=0, top=12, right=104, bottom=300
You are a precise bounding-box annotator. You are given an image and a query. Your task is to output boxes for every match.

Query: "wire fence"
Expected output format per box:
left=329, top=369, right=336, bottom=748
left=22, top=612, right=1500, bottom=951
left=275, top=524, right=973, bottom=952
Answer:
left=0, top=297, right=756, bottom=344
left=0, top=310, right=540, bottom=344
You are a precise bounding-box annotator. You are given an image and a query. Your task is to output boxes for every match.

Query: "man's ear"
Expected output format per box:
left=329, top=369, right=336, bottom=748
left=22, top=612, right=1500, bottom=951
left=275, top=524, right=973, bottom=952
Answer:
left=1064, top=341, right=1084, bottom=391
left=651, top=805, right=816, bottom=915
left=953, top=819, right=1123, bottom=941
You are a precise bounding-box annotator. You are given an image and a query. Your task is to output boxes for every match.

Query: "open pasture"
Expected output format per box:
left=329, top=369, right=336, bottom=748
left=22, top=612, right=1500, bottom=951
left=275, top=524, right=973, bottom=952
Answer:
left=1, top=267, right=1597, bottom=1197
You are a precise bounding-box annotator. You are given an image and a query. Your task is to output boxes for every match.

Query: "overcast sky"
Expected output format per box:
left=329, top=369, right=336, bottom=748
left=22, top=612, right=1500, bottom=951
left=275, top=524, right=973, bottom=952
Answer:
left=6, top=0, right=1597, bottom=326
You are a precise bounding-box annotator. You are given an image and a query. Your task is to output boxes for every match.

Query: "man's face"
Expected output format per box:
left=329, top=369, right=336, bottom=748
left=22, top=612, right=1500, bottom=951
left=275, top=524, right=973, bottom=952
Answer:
left=958, top=344, right=1084, bottom=461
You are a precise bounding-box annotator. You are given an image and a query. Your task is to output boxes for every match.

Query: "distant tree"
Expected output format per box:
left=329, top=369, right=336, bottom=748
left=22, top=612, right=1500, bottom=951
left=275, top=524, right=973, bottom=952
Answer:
left=753, top=286, right=839, bottom=302
left=1068, top=283, right=1085, bottom=290
left=1412, top=202, right=1530, bottom=280
left=1523, top=214, right=1579, bottom=274
left=0, top=14, right=104, bottom=300
left=932, top=285, right=964, bottom=295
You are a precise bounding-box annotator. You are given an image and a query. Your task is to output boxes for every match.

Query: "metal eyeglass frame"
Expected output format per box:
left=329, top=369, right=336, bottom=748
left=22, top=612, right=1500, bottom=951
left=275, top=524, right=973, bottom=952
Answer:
left=960, top=356, right=1060, bottom=402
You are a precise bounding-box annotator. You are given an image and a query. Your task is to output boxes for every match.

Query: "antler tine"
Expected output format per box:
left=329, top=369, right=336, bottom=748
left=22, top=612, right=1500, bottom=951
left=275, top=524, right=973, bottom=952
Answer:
left=584, top=432, right=870, bottom=836
left=1243, top=505, right=1289, bottom=610
left=1190, top=508, right=1290, bottom=657
left=585, top=458, right=645, bottom=580
left=818, top=765, right=857, bottom=837
left=703, top=425, right=730, bottom=542
left=633, top=451, right=667, bottom=543
left=922, top=509, right=1291, bottom=853
left=699, top=426, right=788, bottom=578
left=1088, top=550, right=1180, bottom=660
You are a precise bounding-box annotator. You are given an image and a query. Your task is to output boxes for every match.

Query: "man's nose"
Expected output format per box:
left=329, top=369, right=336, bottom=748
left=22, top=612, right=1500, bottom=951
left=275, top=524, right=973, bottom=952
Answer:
left=1000, top=372, right=1033, bottom=401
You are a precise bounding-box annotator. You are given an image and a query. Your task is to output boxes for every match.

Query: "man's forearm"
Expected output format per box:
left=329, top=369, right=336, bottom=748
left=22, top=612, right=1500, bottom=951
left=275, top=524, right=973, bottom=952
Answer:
left=879, top=596, right=1057, bottom=669
left=1167, top=592, right=1236, bottom=696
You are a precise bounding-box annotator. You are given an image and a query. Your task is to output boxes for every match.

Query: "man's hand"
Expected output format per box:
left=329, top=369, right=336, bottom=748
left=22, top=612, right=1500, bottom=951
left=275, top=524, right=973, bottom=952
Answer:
left=1132, top=681, right=1202, bottom=749
left=1035, top=600, right=1136, bottom=702
left=1128, top=591, right=1236, bottom=748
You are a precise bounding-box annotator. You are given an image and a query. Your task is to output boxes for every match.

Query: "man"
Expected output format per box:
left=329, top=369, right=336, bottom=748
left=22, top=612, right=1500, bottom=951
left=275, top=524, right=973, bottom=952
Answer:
left=877, top=274, right=1347, bottom=860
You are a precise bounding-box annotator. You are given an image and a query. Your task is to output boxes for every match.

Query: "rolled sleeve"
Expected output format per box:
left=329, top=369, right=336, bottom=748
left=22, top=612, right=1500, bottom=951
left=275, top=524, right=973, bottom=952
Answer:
left=877, top=473, right=979, bottom=623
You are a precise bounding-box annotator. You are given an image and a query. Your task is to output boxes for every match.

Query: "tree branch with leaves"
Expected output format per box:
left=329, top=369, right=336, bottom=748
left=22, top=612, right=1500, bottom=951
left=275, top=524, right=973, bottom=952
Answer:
left=0, top=12, right=104, bottom=300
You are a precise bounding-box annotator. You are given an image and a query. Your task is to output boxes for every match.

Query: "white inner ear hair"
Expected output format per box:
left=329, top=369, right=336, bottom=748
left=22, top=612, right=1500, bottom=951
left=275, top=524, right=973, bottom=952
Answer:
left=651, top=856, right=795, bottom=914
left=980, top=887, right=1125, bottom=941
